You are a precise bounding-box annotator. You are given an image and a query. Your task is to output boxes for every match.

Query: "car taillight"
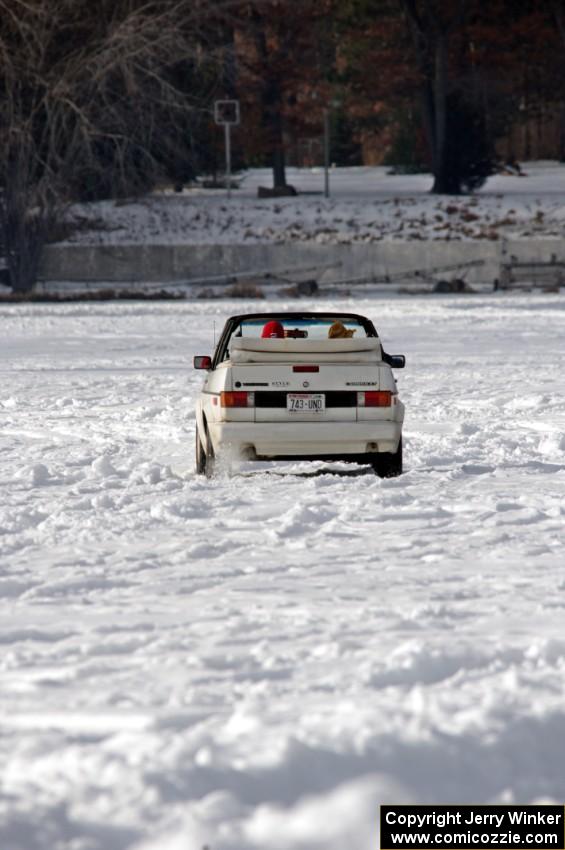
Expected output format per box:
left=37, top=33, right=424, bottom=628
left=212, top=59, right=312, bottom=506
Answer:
left=292, top=365, right=320, bottom=373
left=220, top=391, right=255, bottom=408
left=357, top=391, right=392, bottom=407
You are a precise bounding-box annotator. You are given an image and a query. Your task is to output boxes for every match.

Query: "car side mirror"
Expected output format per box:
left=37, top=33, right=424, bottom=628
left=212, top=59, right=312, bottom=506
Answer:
left=389, top=355, right=406, bottom=369
left=194, top=355, right=212, bottom=370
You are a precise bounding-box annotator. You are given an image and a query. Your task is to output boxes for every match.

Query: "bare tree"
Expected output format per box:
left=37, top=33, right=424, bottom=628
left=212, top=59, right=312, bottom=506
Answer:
left=0, top=0, right=233, bottom=292
left=236, top=0, right=336, bottom=191
left=400, top=0, right=474, bottom=193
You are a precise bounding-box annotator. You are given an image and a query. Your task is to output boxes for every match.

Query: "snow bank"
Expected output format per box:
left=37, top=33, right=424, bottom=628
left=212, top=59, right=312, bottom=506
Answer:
left=61, top=163, right=565, bottom=247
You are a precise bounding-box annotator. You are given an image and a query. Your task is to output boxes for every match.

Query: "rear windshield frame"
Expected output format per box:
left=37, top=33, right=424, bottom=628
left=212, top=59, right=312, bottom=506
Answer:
left=212, top=312, right=379, bottom=368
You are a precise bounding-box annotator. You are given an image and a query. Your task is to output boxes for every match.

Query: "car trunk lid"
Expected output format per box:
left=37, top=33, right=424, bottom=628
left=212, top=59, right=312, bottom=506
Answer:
left=229, top=363, right=383, bottom=422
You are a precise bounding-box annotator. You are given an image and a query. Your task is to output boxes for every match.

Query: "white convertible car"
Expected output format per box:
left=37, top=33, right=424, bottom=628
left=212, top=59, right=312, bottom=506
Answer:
left=194, top=312, right=405, bottom=477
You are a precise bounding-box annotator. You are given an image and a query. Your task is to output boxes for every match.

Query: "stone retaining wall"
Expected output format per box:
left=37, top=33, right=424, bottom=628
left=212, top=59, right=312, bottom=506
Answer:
left=39, top=240, right=565, bottom=286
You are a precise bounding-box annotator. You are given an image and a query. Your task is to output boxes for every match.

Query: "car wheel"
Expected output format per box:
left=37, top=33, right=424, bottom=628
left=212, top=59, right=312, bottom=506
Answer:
left=203, top=423, right=215, bottom=479
left=371, top=436, right=403, bottom=478
left=195, top=425, right=206, bottom=475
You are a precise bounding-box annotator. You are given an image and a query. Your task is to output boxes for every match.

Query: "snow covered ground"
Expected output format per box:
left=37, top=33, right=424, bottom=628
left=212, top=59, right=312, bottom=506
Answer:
left=63, top=163, right=565, bottom=246
left=1, top=292, right=565, bottom=850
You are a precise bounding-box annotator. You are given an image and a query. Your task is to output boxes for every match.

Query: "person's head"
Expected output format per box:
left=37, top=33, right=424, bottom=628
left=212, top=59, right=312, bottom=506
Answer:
left=261, top=320, right=285, bottom=339
left=328, top=320, right=356, bottom=339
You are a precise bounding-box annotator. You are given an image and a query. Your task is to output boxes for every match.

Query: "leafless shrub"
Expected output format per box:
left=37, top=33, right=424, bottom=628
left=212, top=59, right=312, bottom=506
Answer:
left=0, top=0, right=236, bottom=291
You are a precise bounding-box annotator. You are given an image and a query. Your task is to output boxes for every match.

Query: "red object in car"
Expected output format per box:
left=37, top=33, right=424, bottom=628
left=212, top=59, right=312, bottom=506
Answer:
left=261, top=320, right=285, bottom=338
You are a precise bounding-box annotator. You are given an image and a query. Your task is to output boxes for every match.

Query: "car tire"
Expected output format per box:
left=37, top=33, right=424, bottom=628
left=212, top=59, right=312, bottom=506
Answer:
left=371, top=436, right=403, bottom=478
left=203, top=423, right=215, bottom=478
left=195, top=425, right=206, bottom=475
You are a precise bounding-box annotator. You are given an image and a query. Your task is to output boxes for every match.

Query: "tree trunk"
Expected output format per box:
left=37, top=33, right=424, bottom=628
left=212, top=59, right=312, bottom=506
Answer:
left=0, top=169, right=50, bottom=294
left=419, top=83, right=436, bottom=174
left=430, top=33, right=456, bottom=193
left=2, top=213, right=47, bottom=294
left=559, top=102, right=565, bottom=163
left=550, top=5, right=565, bottom=161
left=266, top=76, right=287, bottom=188
left=400, top=0, right=469, bottom=195
left=272, top=147, right=287, bottom=188
left=250, top=10, right=288, bottom=189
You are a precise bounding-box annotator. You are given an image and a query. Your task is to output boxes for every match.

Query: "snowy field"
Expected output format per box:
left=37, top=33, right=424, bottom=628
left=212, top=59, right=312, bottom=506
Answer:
left=2, top=292, right=565, bottom=850
left=63, top=163, right=565, bottom=246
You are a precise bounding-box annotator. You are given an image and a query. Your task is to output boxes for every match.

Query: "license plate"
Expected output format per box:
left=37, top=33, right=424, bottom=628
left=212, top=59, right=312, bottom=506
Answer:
left=287, top=393, right=325, bottom=413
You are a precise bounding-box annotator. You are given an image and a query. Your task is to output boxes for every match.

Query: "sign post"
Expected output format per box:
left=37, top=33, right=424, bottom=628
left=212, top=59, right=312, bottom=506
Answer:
left=214, top=100, right=240, bottom=200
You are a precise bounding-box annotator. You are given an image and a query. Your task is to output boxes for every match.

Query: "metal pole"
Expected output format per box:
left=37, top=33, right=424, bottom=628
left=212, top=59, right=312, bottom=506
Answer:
left=225, top=123, right=232, bottom=200
left=323, top=108, right=330, bottom=198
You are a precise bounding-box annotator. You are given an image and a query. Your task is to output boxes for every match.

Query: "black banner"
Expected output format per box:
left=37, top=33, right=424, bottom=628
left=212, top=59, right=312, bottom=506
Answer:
left=380, top=805, right=565, bottom=850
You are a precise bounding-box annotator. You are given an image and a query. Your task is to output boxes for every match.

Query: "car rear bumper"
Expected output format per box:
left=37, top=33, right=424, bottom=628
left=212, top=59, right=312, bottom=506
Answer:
left=208, top=420, right=402, bottom=458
